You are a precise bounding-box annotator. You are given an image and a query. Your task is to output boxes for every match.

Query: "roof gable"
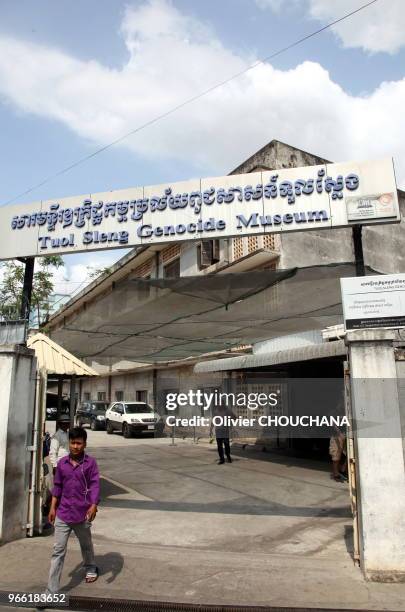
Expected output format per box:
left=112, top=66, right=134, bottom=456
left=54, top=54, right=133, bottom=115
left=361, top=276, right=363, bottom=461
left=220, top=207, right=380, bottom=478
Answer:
left=230, top=139, right=330, bottom=175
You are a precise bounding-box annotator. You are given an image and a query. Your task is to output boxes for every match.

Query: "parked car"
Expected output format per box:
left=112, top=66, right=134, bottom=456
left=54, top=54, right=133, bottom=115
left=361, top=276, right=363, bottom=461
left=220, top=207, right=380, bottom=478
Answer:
left=75, top=401, right=109, bottom=430
left=46, top=394, right=70, bottom=421
left=105, top=402, right=161, bottom=438
left=46, top=406, right=58, bottom=420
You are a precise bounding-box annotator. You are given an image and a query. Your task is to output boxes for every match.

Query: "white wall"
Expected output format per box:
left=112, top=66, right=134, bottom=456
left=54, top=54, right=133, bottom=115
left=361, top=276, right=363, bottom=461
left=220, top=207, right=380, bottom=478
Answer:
left=0, top=345, right=36, bottom=543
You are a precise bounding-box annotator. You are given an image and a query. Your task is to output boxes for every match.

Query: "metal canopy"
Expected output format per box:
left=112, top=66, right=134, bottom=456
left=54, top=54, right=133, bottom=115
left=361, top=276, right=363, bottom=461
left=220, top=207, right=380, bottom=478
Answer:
left=27, top=332, right=98, bottom=376
left=194, top=339, right=346, bottom=373
left=47, top=263, right=367, bottom=366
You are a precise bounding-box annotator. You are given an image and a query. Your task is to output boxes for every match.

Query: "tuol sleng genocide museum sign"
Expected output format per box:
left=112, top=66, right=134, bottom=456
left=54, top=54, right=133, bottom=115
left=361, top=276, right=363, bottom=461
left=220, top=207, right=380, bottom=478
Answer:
left=0, top=157, right=399, bottom=259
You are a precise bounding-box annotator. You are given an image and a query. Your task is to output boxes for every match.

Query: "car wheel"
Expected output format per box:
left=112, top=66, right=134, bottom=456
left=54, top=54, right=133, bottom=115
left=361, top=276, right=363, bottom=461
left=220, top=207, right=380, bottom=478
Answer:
left=122, top=423, right=132, bottom=439
left=90, top=419, right=98, bottom=431
left=106, top=421, right=114, bottom=434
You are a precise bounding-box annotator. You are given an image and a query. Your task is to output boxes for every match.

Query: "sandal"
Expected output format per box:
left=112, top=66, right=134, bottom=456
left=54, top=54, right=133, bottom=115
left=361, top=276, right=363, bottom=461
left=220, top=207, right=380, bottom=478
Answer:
left=85, top=568, right=99, bottom=583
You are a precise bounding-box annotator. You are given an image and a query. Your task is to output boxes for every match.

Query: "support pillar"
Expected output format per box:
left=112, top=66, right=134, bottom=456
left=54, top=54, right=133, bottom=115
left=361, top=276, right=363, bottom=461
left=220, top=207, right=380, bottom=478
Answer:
left=19, top=257, right=35, bottom=322
left=69, top=375, right=76, bottom=429
left=352, top=225, right=365, bottom=277
left=346, top=329, right=405, bottom=581
left=57, top=376, right=63, bottom=420
left=0, top=345, right=36, bottom=543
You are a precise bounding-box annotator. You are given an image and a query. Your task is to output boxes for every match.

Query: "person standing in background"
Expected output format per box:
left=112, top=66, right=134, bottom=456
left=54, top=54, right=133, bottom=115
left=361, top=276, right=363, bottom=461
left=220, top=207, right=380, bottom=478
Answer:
left=329, top=399, right=348, bottom=483
left=49, top=415, right=70, bottom=474
left=329, top=425, right=348, bottom=482
left=211, top=404, right=236, bottom=464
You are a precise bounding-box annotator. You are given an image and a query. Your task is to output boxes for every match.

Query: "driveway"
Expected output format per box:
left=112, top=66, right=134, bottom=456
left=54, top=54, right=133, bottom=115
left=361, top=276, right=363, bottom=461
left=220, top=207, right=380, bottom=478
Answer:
left=89, top=431, right=352, bottom=556
left=2, top=431, right=405, bottom=609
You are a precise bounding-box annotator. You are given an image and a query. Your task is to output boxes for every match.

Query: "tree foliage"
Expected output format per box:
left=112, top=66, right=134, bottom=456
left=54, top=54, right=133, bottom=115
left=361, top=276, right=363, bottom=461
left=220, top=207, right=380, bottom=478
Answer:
left=0, top=256, right=64, bottom=325
left=86, top=266, right=111, bottom=280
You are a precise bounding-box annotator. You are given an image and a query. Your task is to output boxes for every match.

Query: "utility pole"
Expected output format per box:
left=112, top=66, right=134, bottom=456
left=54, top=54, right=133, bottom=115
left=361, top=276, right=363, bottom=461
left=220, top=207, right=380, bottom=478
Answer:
left=352, top=225, right=365, bottom=277
left=19, top=257, right=35, bottom=321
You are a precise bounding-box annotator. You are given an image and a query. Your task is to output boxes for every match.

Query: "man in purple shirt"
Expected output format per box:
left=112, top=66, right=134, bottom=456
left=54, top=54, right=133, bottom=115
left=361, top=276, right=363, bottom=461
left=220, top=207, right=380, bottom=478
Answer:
left=45, top=426, right=100, bottom=594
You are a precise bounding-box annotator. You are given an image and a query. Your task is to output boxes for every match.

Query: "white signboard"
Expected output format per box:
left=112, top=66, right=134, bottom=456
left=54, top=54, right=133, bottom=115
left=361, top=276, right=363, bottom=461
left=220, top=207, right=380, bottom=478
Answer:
left=346, top=192, right=397, bottom=221
left=0, top=157, right=399, bottom=260
left=341, top=274, right=405, bottom=330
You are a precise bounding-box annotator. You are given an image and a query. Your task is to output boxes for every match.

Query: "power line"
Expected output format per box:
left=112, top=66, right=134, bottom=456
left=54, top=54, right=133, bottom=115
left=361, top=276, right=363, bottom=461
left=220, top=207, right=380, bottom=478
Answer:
left=4, top=0, right=378, bottom=206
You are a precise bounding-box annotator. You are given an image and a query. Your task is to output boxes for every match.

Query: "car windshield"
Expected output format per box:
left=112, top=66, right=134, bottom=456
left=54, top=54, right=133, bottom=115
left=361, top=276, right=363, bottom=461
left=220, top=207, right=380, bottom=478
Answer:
left=124, top=403, right=152, bottom=414
left=91, top=403, right=108, bottom=412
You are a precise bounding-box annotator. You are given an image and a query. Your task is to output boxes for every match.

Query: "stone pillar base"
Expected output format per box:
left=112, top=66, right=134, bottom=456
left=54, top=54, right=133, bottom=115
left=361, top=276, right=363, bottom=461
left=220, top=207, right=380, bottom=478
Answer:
left=366, top=570, right=405, bottom=583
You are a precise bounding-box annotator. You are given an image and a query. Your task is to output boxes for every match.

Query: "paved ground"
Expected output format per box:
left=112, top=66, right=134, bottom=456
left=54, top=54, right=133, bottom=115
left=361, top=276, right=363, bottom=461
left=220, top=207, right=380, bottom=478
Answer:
left=1, top=428, right=405, bottom=609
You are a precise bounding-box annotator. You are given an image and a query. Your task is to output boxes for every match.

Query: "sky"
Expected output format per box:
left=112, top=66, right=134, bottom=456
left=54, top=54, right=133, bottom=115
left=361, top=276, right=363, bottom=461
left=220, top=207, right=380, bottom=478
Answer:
left=0, top=0, right=405, bottom=296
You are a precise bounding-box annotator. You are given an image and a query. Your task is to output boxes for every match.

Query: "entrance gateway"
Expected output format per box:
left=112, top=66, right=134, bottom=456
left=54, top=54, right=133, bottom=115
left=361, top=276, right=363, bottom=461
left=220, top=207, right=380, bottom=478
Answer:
left=0, top=157, right=399, bottom=259
left=1, top=155, right=405, bottom=582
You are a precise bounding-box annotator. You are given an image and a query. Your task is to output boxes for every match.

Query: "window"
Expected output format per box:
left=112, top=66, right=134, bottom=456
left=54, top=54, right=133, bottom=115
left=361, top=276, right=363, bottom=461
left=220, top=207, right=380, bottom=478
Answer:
left=97, top=391, right=106, bottom=401
left=124, top=403, right=152, bottom=414
left=91, top=402, right=109, bottom=412
left=197, top=240, right=220, bottom=270
left=247, top=236, right=259, bottom=254
left=163, top=258, right=180, bottom=278
left=115, top=390, right=124, bottom=401
left=233, top=237, right=244, bottom=260
left=263, top=233, right=277, bottom=251
left=84, top=392, right=91, bottom=401
left=136, top=390, right=148, bottom=403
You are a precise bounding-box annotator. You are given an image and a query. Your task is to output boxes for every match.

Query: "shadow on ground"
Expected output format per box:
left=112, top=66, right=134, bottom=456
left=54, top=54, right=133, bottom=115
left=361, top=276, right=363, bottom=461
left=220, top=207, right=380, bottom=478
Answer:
left=61, top=551, right=124, bottom=592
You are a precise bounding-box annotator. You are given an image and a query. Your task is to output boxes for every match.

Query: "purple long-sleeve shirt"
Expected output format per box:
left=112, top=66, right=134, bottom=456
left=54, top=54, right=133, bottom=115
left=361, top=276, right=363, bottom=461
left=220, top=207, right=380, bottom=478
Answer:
left=52, top=454, right=100, bottom=524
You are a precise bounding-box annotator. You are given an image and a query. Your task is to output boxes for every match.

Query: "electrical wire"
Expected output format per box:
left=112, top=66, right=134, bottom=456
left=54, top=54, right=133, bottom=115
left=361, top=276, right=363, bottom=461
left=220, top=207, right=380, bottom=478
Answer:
left=3, top=0, right=379, bottom=206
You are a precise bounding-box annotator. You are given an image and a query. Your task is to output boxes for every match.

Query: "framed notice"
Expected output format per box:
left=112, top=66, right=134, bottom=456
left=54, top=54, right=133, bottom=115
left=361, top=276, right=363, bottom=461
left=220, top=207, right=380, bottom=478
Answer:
left=341, top=274, right=405, bottom=331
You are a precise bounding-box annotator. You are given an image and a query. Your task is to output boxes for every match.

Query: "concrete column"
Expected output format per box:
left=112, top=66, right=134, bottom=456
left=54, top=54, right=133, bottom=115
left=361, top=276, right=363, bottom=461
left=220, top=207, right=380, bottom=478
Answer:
left=69, top=375, right=76, bottom=428
left=57, top=376, right=63, bottom=420
left=346, top=329, right=405, bottom=581
left=0, top=344, right=36, bottom=544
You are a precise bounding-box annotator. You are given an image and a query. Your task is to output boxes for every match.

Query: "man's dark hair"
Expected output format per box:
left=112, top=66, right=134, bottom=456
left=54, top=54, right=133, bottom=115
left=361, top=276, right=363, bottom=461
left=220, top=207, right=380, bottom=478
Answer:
left=69, top=427, right=87, bottom=441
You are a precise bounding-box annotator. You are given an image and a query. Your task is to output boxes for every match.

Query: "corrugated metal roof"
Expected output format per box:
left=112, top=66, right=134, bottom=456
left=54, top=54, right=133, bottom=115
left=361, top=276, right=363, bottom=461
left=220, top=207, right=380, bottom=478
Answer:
left=27, top=333, right=98, bottom=376
left=194, top=339, right=346, bottom=373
